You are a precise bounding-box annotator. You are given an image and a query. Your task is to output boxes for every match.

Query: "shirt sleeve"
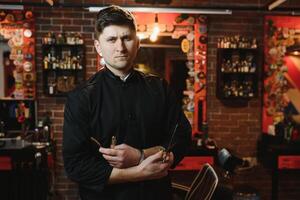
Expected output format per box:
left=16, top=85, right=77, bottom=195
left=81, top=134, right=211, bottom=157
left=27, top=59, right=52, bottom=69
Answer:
left=63, top=89, right=113, bottom=193
left=162, top=80, right=192, bottom=168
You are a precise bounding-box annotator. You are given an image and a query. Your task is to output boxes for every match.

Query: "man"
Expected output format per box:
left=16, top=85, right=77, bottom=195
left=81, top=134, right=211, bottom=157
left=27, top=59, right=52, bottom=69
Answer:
left=63, top=5, right=191, bottom=200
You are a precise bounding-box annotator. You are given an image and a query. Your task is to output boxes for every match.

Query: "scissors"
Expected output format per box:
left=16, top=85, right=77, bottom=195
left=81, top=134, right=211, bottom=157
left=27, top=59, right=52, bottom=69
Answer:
left=90, top=137, right=101, bottom=147
left=162, top=123, right=178, bottom=162
left=90, top=136, right=117, bottom=148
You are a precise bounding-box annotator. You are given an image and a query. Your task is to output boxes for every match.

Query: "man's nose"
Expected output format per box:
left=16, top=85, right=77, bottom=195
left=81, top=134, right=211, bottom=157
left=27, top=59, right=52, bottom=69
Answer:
left=116, top=39, right=126, bottom=52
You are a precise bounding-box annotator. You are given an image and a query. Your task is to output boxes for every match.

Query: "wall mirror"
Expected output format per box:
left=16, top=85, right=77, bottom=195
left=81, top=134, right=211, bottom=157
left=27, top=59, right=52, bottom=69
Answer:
left=0, top=10, right=36, bottom=135
left=0, top=9, right=36, bottom=100
left=97, top=12, right=208, bottom=135
left=263, top=16, right=300, bottom=136
left=135, top=24, right=188, bottom=105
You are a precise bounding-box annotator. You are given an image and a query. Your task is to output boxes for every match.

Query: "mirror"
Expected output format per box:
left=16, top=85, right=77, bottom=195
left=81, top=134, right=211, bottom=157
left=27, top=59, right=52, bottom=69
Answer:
left=263, top=16, right=300, bottom=134
left=0, top=10, right=36, bottom=99
left=135, top=38, right=187, bottom=106
left=134, top=13, right=208, bottom=135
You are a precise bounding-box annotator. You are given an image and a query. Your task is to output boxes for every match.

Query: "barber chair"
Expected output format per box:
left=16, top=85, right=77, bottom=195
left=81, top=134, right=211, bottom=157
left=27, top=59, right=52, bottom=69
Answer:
left=172, top=163, right=219, bottom=200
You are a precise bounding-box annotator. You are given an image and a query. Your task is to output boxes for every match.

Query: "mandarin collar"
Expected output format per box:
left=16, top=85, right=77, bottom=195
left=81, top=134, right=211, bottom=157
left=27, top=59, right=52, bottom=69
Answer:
left=103, top=67, right=137, bottom=83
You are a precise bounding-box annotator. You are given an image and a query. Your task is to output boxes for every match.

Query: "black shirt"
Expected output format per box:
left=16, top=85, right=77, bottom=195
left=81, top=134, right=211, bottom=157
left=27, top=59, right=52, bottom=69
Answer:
left=63, top=68, right=192, bottom=200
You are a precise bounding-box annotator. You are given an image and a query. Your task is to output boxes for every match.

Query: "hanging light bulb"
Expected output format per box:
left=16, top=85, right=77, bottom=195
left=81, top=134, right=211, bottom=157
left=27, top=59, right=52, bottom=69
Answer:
left=150, top=34, right=158, bottom=42
left=153, top=14, right=160, bottom=35
left=150, top=13, right=160, bottom=42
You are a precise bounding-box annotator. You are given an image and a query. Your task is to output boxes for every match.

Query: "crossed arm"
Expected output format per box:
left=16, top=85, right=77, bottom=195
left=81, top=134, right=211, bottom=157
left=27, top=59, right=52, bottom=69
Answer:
left=63, top=84, right=191, bottom=192
left=99, top=144, right=174, bottom=184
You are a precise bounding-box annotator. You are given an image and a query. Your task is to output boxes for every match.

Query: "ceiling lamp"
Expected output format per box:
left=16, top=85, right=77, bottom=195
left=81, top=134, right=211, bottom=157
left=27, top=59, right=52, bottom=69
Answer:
left=268, top=0, right=287, bottom=10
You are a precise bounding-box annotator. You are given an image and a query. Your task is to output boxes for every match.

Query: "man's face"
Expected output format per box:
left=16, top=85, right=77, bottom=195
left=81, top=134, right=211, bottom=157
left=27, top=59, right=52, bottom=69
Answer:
left=94, top=25, right=139, bottom=73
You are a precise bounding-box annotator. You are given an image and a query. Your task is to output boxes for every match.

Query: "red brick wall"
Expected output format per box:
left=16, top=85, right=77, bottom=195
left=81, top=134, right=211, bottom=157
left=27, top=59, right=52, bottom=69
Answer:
left=26, top=3, right=300, bottom=200
left=207, top=13, right=263, bottom=157
left=31, top=7, right=96, bottom=199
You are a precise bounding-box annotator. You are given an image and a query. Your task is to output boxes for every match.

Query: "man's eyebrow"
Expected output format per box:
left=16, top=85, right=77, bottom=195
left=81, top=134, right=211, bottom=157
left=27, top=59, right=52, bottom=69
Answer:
left=121, top=34, right=132, bottom=38
left=105, top=34, right=132, bottom=40
left=106, top=36, right=117, bottom=39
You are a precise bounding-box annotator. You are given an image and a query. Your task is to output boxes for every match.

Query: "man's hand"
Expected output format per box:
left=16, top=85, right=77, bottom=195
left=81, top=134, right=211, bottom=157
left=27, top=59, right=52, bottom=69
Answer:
left=138, top=151, right=174, bottom=180
left=107, top=150, right=174, bottom=184
left=99, top=144, right=141, bottom=168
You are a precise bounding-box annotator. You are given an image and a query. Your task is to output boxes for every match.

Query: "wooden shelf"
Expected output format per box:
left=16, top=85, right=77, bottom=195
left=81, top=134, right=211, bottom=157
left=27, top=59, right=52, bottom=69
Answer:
left=42, top=43, right=85, bottom=96
left=216, top=48, right=259, bottom=100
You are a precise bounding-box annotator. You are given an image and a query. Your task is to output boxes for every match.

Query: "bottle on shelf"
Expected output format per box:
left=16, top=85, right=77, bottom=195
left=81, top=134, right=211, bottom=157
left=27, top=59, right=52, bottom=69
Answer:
left=238, top=85, right=244, bottom=97
left=57, top=32, right=66, bottom=44
left=51, top=32, right=56, bottom=44
left=43, top=56, right=49, bottom=69
left=48, top=82, right=56, bottom=95
left=42, top=35, right=85, bottom=96
left=217, top=35, right=257, bottom=49
left=77, top=55, right=83, bottom=69
left=223, top=84, right=231, bottom=97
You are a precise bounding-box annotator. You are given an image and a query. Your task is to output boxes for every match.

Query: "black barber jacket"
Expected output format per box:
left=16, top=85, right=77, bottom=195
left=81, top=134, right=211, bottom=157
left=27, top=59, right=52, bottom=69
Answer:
left=63, top=68, right=191, bottom=200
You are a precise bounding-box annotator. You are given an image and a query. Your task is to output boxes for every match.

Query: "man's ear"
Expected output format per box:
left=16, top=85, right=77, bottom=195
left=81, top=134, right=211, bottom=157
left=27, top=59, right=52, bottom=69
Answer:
left=94, top=40, right=102, bottom=56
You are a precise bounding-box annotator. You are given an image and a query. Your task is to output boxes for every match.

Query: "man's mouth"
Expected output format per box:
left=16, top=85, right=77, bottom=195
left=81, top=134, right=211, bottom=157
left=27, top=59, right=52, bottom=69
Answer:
left=115, top=55, right=127, bottom=58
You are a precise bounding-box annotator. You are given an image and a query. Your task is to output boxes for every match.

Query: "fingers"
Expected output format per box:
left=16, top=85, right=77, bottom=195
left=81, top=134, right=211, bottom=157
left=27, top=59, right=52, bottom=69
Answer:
left=100, top=144, right=141, bottom=168
left=100, top=147, right=124, bottom=163
left=145, top=151, right=171, bottom=169
left=162, top=152, right=169, bottom=163
left=102, top=154, right=120, bottom=162
left=99, top=147, right=118, bottom=156
left=162, top=152, right=174, bottom=167
left=147, top=150, right=165, bottom=162
left=101, top=150, right=124, bottom=168
left=114, top=143, right=127, bottom=149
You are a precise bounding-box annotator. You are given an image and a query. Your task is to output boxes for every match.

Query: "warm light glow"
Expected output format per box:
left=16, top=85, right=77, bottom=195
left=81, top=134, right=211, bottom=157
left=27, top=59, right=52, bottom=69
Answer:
left=137, top=32, right=148, bottom=40
left=149, top=14, right=160, bottom=42
left=150, top=33, right=158, bottom=42
left=292, top=51, right=300, bottom=56
left=153, top=24, right=160, bottom=35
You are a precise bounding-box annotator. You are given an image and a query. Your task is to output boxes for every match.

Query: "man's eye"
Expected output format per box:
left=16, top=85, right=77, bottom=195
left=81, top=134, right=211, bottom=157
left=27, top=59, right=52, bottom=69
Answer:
left=124, top=37, right=132, bottom=41
left=107, top=38, right=116, bottom=42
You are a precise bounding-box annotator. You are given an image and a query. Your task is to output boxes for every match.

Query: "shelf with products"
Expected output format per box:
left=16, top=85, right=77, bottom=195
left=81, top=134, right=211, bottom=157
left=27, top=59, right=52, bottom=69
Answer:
left=216, top=48, right=259, bottom=99
left=42, top=42, right=85, bottom=96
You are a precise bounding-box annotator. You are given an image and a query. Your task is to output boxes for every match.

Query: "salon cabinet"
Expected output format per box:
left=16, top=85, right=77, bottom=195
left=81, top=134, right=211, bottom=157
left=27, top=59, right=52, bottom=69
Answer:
left=42, top=44, right=85, bottom=96
left=216, top=48, right=259, bottom=100
left=258, top=134, right=300, bottom=200
left=0, top=139, right=50, bottom=200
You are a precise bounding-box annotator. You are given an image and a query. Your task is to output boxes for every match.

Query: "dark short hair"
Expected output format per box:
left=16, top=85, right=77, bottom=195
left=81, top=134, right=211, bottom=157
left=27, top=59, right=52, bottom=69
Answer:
left=95, top=5, right=137, bottom=39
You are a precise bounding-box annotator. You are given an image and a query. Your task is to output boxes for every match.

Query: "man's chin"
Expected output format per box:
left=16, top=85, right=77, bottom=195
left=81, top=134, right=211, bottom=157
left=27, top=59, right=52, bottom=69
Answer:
left=107, top=63, right=132, bottom=72
left=115, top=65, right=131, bottom=70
